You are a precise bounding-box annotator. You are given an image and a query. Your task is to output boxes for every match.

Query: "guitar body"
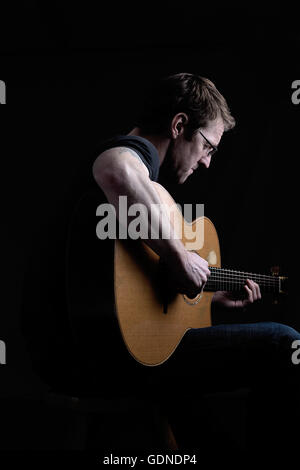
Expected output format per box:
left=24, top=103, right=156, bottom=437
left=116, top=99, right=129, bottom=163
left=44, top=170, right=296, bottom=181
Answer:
left=115, top=182, right=221, bottom=366
left=67, top=181, right=285, bottom=371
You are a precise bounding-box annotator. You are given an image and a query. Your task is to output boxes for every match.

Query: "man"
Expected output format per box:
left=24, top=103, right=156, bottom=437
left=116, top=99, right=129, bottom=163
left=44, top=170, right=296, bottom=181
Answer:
left=93, top=73, right=261, bottom=310
left=89, top=73, right=299, bottom=451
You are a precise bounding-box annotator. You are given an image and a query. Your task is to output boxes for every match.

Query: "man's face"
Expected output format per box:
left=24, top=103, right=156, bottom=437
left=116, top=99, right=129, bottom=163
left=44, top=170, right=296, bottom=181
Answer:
left=169, top=117, right=224, bottom=184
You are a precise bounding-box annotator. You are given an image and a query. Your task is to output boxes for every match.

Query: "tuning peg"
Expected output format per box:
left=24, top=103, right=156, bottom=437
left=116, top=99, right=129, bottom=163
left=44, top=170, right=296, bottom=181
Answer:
left=270, top=266, right=280, bottom=276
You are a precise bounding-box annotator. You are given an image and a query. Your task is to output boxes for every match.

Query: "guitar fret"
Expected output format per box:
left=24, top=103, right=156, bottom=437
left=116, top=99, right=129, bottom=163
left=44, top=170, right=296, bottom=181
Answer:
left=205, top=267, right=280, bottom=292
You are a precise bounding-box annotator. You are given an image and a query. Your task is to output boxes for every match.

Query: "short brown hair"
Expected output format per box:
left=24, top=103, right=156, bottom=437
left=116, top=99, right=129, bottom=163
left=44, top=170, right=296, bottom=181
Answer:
left=134, top=73, right=235, bottom=140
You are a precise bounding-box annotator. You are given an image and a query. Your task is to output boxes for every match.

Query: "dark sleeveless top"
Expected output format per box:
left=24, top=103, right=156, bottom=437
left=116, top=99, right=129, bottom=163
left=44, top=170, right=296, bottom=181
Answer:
left=96, top=134, right=160, bottom=182
left=66, top=135, right=160, bottom=393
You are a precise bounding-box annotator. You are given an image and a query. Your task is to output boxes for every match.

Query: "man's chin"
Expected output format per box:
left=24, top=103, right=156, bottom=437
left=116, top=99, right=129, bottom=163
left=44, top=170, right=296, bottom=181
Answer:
left=163, top=166, right=191, bottom=184
left=178, top=176, right=187, bottom=184
left=178, top=171, right=192, bottom=184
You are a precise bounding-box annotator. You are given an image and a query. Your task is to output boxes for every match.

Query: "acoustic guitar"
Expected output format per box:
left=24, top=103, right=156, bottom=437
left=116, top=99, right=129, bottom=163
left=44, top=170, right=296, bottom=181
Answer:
left=66, top=182, right=287, bottom=368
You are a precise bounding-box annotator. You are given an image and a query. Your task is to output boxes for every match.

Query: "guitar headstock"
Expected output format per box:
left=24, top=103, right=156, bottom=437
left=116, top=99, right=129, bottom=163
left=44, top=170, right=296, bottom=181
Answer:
left=271, top=266, right=288, bottom=295
left=279, top=276, right=288, bottom=294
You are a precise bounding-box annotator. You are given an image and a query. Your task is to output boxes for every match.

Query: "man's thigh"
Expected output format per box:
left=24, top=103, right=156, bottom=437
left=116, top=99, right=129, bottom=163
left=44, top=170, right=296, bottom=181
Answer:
left=145, top=321, right=300, bottom=392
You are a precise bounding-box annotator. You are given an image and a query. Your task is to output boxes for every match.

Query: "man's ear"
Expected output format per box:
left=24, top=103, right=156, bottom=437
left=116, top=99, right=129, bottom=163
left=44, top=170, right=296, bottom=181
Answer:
left=171, top=113, right=188, bottom=138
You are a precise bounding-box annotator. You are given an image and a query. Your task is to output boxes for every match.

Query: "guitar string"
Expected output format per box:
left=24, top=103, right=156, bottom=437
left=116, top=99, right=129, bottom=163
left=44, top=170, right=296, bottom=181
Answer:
left=207, top=278, right=278, bottom=285
left=206, top=279, right=278, bottom=286
left=208, top=272, right=278, bottom=281
left=205, top=268, right=280, bottom=291
left=208, top=274, right=279, bottom=283
left=207, top=274, right=278, bottom=284
left=205, top=281, right=278, bottom=290
left=206, top=278, right=279, bottom=290
left=205, top=277, right=279, bottom=291
left=208, top=268, right=280, bottom=283
left=209, top=267, right=280, bottom=279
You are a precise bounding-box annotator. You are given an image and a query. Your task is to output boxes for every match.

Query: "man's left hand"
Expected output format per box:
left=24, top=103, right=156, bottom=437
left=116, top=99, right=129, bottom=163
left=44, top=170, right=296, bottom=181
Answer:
left=212, top=279, right=261, bottom=311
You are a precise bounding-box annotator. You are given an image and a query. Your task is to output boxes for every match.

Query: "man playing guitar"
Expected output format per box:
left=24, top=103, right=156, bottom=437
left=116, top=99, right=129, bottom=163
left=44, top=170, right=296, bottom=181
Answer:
left=81, top=73, right=299, bottom=452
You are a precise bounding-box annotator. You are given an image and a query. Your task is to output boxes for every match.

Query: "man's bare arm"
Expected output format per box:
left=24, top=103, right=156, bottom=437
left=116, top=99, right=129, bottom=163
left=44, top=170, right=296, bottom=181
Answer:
left=93, top=147, right=183, bottom=258
left=92, top=147, right=210, bottom=296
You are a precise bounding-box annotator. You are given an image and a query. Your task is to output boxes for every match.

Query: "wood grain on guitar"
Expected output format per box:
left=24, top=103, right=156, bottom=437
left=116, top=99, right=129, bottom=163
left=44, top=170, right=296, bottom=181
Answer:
left=114, top=183, right=287, bottom=367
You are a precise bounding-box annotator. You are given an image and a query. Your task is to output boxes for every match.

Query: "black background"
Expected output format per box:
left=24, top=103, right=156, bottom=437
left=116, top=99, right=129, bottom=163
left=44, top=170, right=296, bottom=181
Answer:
left=0, top=0, right=299, bottom=455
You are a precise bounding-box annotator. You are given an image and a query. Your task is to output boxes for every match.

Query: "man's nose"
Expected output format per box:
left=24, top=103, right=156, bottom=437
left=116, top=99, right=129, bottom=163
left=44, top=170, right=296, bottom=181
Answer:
left=201, top=155, right=211, bottom=168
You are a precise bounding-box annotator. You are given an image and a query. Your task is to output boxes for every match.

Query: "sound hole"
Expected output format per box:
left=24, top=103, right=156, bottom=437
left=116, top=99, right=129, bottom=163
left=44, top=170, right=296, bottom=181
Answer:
left=183, top=293, right=202, bottom=305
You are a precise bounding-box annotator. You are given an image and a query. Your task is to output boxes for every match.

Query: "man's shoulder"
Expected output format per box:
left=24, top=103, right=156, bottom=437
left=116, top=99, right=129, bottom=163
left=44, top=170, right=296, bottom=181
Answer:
left=96, top=134, right=160, bottom=182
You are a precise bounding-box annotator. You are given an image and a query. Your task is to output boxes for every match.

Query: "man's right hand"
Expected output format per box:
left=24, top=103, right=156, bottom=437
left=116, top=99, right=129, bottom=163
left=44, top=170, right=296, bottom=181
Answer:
left=165, top=250, right=211, bottom=298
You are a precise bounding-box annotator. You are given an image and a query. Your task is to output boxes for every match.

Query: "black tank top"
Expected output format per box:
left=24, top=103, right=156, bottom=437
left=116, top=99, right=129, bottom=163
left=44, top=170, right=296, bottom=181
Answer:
left=65, top=135, right=160, bottom=390
left=96, top=134, right=160, bottom=182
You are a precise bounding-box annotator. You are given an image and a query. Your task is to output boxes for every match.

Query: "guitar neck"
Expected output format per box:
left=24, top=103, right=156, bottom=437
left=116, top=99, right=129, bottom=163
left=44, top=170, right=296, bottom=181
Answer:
left=205, top=267, right=283, bottom=294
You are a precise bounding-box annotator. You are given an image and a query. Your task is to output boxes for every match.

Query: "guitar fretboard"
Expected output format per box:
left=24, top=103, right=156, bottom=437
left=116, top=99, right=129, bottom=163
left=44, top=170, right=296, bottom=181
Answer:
left=205, top=267, right=281, bottom=293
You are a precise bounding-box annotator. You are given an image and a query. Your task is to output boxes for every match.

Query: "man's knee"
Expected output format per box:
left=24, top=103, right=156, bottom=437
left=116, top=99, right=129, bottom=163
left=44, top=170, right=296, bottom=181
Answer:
left=262, top=322, right=300, bottom=368
left=268, top=322, right=300, bottom=345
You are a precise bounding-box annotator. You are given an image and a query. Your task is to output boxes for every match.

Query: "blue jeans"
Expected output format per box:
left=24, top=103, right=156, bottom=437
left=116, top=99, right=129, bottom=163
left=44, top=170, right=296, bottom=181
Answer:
left=142, top=321, right=300, bottom=453
left=150, top=321, right=300, bottom=383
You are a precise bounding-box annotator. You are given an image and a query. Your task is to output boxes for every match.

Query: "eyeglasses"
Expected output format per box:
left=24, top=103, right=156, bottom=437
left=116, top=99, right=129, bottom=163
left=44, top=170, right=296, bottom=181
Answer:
left=198, top=130, right=218, bottom=157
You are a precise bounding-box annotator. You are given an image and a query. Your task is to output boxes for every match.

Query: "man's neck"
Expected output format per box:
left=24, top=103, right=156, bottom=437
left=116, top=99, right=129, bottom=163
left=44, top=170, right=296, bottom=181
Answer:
left=127, top=127, right=169, bottom=167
